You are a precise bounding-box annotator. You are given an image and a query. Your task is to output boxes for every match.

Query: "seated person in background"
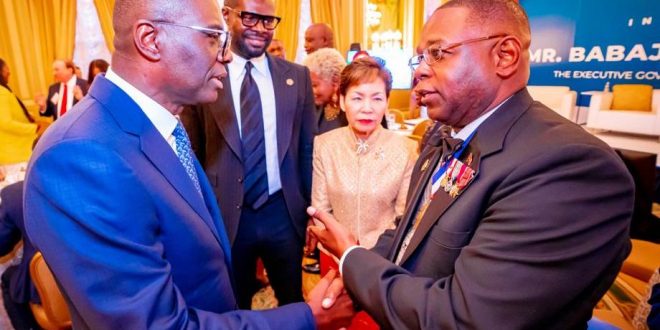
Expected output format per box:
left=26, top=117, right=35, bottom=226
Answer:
left=0, top=58, right=38, bottom=175
left=266, top=39, right=286, bottom=60
left=302, top=47, right=348, bottom=135
left=310, top=57, right=417, bottom=271
left=37, top=59, right=88, bottom=121
left=1, top=181, right=40, bottom=330
left=87, top=59, right=110, bottom=86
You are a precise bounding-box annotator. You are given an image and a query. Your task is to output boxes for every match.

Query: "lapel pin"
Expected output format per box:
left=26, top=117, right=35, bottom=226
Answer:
left=420, top=159, right=430, bottom=172
left=466, top=153, right=473, bottom=166
left=286, top=78, right=294, bottom=86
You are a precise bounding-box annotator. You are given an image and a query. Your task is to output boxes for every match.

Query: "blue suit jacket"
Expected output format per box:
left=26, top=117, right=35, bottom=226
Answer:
left=0, top=181, right=38, bottom=304
left=23, top=75, right=314, bottom=329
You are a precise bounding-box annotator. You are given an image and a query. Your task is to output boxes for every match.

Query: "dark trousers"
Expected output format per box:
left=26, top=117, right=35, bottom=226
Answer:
left=232, top=191, right=304, bottom=309
left=1, top=266, right=40, bottom=330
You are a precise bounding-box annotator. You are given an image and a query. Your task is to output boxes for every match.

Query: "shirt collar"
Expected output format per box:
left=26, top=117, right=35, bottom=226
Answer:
left=64, top=76, right=77, bottom=87
left=228, top=51, right=269, bottom=77
left=105, top=68, right=178, bottom=140
left=453, top=95, right=512, bottom=140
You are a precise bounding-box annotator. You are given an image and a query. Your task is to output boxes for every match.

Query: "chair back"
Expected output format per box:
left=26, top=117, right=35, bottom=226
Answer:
left=412, top=119, right=433, bottom=137
left=29, top=252, right=72, bottom=330
left=388, top=109, right=405, bottom=123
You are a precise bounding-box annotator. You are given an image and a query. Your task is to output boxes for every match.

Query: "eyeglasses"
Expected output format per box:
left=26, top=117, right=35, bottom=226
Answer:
left=153, top=21, right=232, bottom=58
left=408, top=34, right=507, bottom=70
left=224, top=7, right=281, bottom=30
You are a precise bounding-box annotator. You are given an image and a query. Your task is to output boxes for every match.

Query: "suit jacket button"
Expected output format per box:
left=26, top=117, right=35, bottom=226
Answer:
left=237, top=177, right=243, bottom=183
left=236, top=204, right=241, bottom=209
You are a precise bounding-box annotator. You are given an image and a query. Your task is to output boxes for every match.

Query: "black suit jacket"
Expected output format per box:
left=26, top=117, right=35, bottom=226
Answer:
left=41, top=78, right=89, bottom=120
left=0, top=181, right=38, bottom=304
left=182, top=55, right=316, bottom=243
left=342, top=88, right=634, bottom=329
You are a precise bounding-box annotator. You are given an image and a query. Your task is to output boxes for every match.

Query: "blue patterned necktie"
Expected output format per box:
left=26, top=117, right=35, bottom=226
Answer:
left=172, top=122, right=202, bottom=195
left=240, top=61, right=269, bottom=209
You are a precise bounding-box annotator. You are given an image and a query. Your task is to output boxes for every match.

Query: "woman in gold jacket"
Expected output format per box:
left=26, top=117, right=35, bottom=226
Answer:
left=0, top=58, right=37, bottom=170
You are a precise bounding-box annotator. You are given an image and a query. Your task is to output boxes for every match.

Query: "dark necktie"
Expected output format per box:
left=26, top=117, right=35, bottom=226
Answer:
left=240, top=61, right=269, bottom=209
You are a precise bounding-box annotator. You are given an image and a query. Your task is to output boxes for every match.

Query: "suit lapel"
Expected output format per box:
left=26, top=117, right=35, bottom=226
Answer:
left=209, top=67, right=243, bottom=161
left=89, top=76, right=225, bottom=248
left=387, top=143, right=443, bottom=260
left=395, top=89, right=535, bottom=265
left=196, top=159, right=233, bottom=268
left=268, top=56, right=295, bottom=164
left=399, top=140, right=482, bottom=263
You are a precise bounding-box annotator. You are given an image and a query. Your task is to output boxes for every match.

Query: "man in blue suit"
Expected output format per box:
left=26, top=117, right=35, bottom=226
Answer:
left=1, top=181, right=40, bottom=330
left=23, top=0, right=352, bottom=328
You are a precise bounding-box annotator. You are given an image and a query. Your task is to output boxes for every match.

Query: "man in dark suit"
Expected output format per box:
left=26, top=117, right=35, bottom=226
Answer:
left=182, top=0, right=315, bottom=309
left=310, top=0, right=634, bottom=329
left=23, top=0, right=352, bottom=328
left=38, top=59, right=88, bottom=120
left=1, top=181, right=40, bottom=330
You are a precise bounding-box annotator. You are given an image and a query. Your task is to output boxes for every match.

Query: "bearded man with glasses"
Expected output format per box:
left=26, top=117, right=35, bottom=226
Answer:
left=182, top=0, right=317, bottom=311
left=308, top=0, right=634, bottom=328
left=22, top=0, right=353, bottom=328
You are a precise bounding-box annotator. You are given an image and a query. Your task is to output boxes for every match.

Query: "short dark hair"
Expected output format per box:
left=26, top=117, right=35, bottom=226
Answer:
left=441, top=0, right=530, bottom=42
left=87, top=59, right=110, bottom=84
left=339, top=57, right=393, bottom=98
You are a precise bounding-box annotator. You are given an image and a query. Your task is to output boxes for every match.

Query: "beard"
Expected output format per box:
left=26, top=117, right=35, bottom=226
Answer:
left=233, top=31, right=272, bottom=59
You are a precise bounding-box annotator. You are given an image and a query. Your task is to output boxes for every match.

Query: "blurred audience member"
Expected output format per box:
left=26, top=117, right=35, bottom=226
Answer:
left=302, top=47, right=348, bottom=135
left=38, top=59, right=88, bottom=120
left=87, top=59, right=110, bottom=86
left=304, top=23, right=334, bottom=54
left=0, top=58, right=37, bottom=174
left=74, top=65, right=83, bottom=79
left=266, top=39, right=286, bottom=60
left=1, top=181, right=41, bottom=330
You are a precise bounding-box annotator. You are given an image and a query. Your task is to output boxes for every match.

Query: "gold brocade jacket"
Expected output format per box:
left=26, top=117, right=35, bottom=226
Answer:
left=312, top=126, right=418, bottom=249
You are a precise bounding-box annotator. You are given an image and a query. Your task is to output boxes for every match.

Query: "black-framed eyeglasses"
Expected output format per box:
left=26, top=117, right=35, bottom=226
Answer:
left=408, top=34, right=508, bottom=70
left=152, top=21, right=232, bottom=58
left=224, top=6, right=281, bottom=30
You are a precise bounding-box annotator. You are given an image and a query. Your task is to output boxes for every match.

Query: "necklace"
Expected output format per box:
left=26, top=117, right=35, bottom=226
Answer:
left=323, top=104, right=340, bottom=121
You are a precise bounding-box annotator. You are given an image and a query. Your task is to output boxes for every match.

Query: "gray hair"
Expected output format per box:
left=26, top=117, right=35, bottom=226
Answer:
left=302, top=48, right=346, bottom=82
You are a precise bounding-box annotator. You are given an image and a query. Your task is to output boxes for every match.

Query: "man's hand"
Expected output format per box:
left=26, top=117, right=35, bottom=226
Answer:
left=307, top=269, right=355, bottom=329
left=307, top=206, right=357, bottom=259
left=73, top=85, right=84, bottom=101
left=34, top=93, right=46, bottom=111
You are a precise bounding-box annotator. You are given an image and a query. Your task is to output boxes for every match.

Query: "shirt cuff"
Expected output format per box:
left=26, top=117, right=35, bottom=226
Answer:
left=339, top=245, right=363, bottom=276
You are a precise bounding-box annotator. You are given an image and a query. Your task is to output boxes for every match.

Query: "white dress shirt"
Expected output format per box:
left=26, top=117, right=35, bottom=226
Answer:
left=105, top=69, right=179, bottom=153
left=56, top=76, right=77, bottom=117
left=227, top=52, right=282, bottom=194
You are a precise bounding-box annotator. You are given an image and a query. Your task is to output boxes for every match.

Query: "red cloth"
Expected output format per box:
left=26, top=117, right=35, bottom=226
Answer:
left=320, top=251, right=379, bottom=330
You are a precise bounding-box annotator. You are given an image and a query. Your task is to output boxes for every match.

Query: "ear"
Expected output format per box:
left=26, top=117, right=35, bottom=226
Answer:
left=339, top=94, right=346, bottom=111
left=222, top=7, right=230, bottom=24
left=134, top=20, right=161, bottom=61
left=493, top=36, right=522, bottom=79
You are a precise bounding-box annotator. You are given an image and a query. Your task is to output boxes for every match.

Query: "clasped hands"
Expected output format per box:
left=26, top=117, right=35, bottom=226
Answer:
left=306, top=206, right=360, bottom=329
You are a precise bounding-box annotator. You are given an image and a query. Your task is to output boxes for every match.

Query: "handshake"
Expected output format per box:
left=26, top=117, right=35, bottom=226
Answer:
left=306, top=206, right=363, bottom=330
